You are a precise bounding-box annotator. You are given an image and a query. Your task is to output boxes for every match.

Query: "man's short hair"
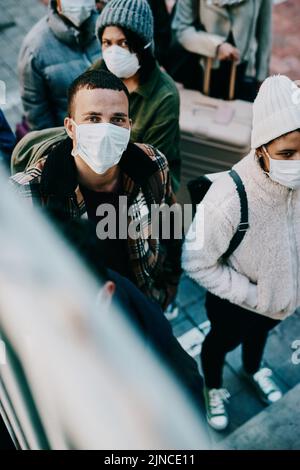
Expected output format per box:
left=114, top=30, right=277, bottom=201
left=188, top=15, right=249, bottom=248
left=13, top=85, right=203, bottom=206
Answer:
left=67, top=70, right=130, bottom=117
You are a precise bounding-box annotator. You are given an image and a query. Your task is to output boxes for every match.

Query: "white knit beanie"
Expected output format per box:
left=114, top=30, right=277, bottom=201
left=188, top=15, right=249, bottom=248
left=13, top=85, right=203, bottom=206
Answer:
left=251, top=75, right=300, bottom=149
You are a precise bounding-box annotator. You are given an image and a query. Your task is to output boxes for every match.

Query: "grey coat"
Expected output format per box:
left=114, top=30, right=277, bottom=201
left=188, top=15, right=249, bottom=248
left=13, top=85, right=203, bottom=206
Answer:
left=18, top=4, right=100, bottom=130
left=172, top=0, right=272, bottom=81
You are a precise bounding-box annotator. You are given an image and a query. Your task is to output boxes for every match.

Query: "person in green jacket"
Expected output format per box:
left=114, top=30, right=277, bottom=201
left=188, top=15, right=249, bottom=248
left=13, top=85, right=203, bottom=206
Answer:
left=92, top=0, right=181, bottom=192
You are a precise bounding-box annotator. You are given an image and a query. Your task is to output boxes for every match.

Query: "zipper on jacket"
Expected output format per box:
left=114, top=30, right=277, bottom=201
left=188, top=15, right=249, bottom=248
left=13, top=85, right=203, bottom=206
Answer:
left=287, top=189, right=298, bottom=313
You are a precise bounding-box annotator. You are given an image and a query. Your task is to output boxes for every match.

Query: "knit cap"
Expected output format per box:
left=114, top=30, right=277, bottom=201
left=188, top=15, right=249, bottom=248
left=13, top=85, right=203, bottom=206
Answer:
left=96, top=0, right=154, bottom=47
left=251, top=75, right=300, bottom=149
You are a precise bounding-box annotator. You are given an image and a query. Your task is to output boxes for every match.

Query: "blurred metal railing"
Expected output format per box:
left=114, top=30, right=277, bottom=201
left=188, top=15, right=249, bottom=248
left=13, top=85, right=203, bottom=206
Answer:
left=0, top=166, right=209, bottom=450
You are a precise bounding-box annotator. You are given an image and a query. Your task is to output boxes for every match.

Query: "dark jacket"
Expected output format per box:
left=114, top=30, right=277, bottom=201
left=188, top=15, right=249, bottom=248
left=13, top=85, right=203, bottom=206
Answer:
left=110, top=269, right=205, bottom=415
left=147, top=0, right=173, bottom=67
left=18, top=2, right=99, bottom=130
left=0, top=109, right=16, bottom=166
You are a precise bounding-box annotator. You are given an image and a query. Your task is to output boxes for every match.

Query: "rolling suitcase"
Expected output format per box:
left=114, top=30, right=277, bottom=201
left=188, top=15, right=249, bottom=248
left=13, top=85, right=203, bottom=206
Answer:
left=178, top=59, right=253, bottom=204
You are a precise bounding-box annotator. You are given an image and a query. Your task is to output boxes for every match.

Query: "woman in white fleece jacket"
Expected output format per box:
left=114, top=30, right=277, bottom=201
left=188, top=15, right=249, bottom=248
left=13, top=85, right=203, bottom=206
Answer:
left=182, top=74, right=300, bottom=431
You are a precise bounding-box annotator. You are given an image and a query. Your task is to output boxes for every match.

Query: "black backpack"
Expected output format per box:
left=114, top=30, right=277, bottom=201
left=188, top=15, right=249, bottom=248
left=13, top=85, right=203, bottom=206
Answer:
left=187, top=170, right=249, bottom=258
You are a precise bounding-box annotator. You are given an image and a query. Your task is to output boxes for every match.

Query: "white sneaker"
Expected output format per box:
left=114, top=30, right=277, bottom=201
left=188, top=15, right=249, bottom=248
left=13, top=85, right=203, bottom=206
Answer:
left=244, top=367, right=283, bottom=405
left=204, top=387, right=230, bottom=431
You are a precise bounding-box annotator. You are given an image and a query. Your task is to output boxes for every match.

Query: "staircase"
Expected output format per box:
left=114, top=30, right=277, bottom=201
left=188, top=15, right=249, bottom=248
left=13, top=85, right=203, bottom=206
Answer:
left=220, top=384, right=300, bottom=450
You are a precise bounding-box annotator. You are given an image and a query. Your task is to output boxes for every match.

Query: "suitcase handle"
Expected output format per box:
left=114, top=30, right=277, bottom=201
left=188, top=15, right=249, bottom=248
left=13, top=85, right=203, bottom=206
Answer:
left=203, top=57, right=237, bottom=101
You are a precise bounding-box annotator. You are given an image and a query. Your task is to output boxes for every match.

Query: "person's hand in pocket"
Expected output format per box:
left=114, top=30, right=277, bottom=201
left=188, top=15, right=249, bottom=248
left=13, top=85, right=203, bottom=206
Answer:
left=245, top=282, right=258, bottom=309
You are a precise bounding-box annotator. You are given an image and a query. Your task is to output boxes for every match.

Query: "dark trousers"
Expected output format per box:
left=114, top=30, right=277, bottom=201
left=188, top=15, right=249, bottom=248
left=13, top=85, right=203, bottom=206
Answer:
left=201, top=292, right=279, bottom=389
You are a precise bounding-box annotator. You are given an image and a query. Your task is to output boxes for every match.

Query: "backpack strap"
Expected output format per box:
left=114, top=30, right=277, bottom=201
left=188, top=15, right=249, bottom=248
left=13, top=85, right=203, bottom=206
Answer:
left=187, top=175, right=213, bottom=216
left=223, top=169, right=249, bottom=259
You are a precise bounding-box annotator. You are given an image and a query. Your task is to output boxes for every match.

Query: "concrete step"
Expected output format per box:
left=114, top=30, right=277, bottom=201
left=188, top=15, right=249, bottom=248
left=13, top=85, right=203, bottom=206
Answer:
left=220, top=384, right=300, bottom=450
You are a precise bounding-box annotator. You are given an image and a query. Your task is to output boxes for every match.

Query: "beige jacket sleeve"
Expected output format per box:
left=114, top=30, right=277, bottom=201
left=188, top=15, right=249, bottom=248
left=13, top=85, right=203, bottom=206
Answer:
left=172, top=0, right=225, bottom=58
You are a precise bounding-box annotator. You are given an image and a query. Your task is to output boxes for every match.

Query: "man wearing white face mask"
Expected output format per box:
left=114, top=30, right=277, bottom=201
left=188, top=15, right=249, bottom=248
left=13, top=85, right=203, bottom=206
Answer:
left=11, top=70, right=182, bottom=309
left=182, top=75, right=300, bottom=431
left=18, top=0, right=99, bottom=130
left=16, top=0, right=181, bottom=192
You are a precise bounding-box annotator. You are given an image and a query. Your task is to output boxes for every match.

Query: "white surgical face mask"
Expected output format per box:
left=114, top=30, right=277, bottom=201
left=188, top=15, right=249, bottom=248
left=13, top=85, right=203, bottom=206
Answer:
left=95, top=286, right=113, bottom=322
left=71, top=121, right=130, bottom=174
left=263, top=146, right=300, bottom=190
left=60, top=0, right=95, bottom=27
left=102, top=45, right=141, bottom=79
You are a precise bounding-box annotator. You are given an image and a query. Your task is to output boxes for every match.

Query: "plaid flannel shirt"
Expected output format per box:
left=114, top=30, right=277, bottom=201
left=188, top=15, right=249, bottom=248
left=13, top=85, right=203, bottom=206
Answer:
left=10, top=138, right=182, bottom=306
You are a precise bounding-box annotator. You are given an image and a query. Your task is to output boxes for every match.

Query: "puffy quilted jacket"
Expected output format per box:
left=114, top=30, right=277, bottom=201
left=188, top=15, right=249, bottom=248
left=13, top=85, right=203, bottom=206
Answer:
left=18, top=2, right=100, bottom=130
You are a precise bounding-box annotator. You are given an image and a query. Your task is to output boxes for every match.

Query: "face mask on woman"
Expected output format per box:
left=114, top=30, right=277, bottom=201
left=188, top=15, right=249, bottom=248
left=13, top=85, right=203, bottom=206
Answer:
left=263, top=146, right=300, bottom=190
left=59, top=0, right=95, bottom=28
left=102, top=45, right=140, bottom=79
left=71, top=121, right=131, bottom=174
left=102, top=42, right=152, bottom=79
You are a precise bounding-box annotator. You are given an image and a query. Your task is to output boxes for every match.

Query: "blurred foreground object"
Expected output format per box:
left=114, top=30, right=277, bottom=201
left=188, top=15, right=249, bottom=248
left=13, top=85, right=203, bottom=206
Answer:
left=0, top=108, right=16, bottom=167
left=0, top=166, right=208, bottom=449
